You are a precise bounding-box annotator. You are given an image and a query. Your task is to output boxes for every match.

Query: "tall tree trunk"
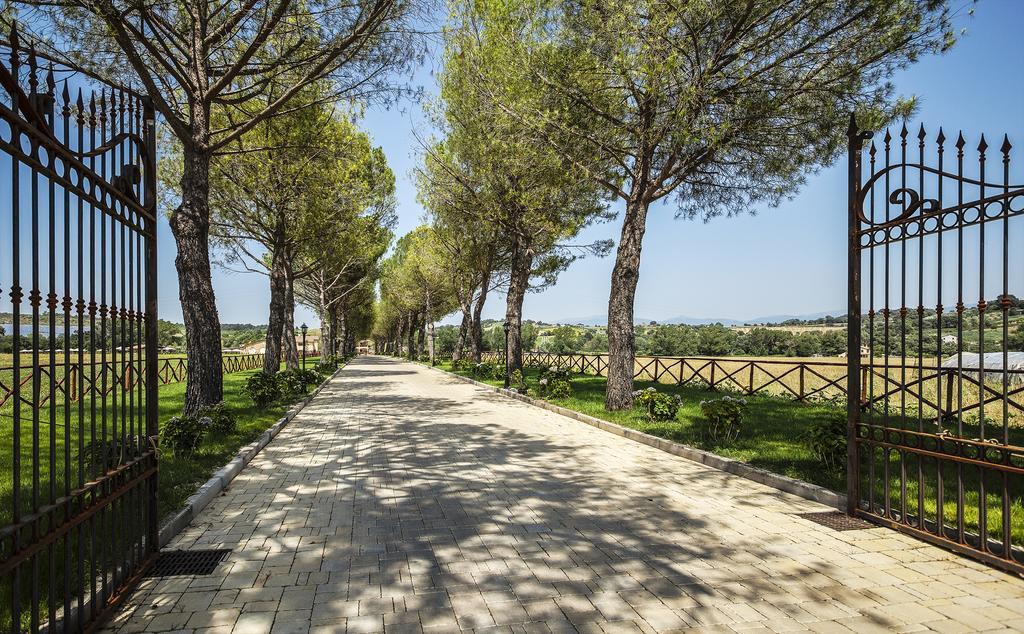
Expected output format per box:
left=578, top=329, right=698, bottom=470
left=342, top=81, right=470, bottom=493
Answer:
left=453, top=302, right=471, bottom=364
left=605, top=196, right=650, bottom=410
left=504, top=236, right=533, bottom=373
left=338, top=308, right=348, bottom=358
left=262, top=241, right=287, bottom=375
left=426, top=288, right=435, bottom=365
left=471, top=269, right=491, bottom=363
left=171, top=143, right=223, bottom=414
left=406, top=312, right=415, bottom=358
left=318, top=287, right=330, bottom=358
left=283, top=273, right=299, bottom=370
left=326, top=304, right=335, bottom=357
left=416, top=315, right=425, bottom=357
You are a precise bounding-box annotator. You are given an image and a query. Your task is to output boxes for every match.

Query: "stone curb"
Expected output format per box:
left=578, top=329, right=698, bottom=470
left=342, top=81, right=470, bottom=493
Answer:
left=426, top=363, right=846, bottom=511
left=157, top=366, right=345, bottom=546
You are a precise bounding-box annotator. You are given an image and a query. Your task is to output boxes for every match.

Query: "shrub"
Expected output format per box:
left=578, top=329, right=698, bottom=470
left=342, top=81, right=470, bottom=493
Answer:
left=539, top=365, right=572, bottom=382
left=633, top=387, right=683, bottom=422
left=548, top=379, right=572, bottom=399
left=536, top=365, right=573, bottom=397
left=298, top=368, right=322, bottom=387
left=198, top=402, right=236, bottom=436
left=162, top=414, right=208, bottom=456
left=472, top=362, right=504, bottom=380
left=510, top=369, right=528, bottom=394
left=804, top=414, right=846, bottom=472
left=244, top=372, right=280, bottom=407
left=315, top=356, right=340, bottom=375
left=698, top=396, right=747, bottom=444
left=277, top=368, right=321, bottom=396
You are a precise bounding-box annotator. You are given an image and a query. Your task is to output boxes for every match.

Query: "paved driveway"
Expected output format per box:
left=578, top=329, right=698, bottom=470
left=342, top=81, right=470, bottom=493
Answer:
left=106, top=356, right=1024, bottom=633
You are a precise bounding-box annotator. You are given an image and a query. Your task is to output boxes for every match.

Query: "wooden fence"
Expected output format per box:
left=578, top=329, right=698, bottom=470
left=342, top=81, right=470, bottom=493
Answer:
left=478, top=351, right=1024, bottom=421
left=0, top=353, right=265, bottom=410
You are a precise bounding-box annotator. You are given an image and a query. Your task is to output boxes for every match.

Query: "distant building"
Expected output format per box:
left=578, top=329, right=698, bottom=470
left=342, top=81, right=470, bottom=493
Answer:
left=941, top=352, right=1024, bottom=385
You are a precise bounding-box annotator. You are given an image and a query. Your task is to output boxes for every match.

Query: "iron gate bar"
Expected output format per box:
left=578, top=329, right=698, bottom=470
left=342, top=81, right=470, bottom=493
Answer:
left=0, top=458, right=157, bottom=576
left=0, top=23, right=159, bottom=632
left=847, top=114, right=1024, bottom=574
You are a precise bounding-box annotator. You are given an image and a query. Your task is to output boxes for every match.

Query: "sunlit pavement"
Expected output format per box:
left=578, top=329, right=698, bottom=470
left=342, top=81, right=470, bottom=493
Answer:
left=105, top=356, right=1024, bottom=633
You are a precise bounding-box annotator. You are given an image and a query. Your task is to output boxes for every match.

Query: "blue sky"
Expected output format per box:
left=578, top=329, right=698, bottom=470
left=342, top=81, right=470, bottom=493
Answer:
left=165, top=1, right=1024, bottom=327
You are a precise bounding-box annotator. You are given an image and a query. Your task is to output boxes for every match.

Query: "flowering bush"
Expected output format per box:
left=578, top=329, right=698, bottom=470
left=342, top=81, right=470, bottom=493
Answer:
left=315, top=355, right=341, bottom=375
left=277, top=369, right=321, bottom=396
left=539, top=365, right=573, bottom=382
left=472, top=362, right=506, bottom=380
left=197, top=402, right=236, bottom=435
left=633, top=387, right=683, bottom=422
left=803, top=413, right=846, bottom=471
left=162, top=414, right=208, bottom=456
left=510, top=369, right=528, bottom=394
left=472, top=362, right=493, bottom=377
left=243, top=373, right=280, bottom=407
left=547, top=378, right=572, bottom=398
left=698, top=396, right=747, bottom=444
left=536, top=365, right=573, bottom=398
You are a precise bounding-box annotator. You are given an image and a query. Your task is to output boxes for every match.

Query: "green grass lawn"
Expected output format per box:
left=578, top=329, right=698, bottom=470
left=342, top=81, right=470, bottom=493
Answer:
left=0, top=358, right=328, bottom=525
left=436, top=360, right=1024, bottom=546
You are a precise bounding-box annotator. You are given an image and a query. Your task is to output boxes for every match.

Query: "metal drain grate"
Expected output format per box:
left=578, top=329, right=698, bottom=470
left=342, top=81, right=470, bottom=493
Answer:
left=797, top=511, right=875, bottom=531
left=147, top=549, right=232, bottom=577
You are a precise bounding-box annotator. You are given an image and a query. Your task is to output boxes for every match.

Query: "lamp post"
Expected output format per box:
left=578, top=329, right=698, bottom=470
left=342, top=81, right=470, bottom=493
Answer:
left=502, top=321, right=511, bottom=389
left=300, top=323, right=308, bottom=370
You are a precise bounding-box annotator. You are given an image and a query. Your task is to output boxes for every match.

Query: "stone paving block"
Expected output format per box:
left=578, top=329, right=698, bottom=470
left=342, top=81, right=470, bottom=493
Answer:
left=103, top=358, right=1024, bottom=633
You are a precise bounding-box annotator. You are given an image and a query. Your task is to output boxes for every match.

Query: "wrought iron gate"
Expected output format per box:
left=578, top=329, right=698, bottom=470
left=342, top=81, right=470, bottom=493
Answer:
left=847, top=115, right=1024, bottom=573
left=0, top=26, right=159, bottom=632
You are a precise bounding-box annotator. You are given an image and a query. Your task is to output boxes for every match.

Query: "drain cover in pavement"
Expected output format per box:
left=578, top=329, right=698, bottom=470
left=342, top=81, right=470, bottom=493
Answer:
left=797, top=511, right=875, bottom=531
left=147, top=549, right=231, bottom=576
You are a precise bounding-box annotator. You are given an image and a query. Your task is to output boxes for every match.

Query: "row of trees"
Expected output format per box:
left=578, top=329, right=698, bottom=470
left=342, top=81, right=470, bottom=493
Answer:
left=377, top=0, right=956, bottom=410
left=13, top=0, right=415, bottom=412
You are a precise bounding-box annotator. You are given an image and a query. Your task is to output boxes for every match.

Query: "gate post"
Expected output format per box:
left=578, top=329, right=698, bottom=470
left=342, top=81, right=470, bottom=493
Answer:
left=846, top=114, right=867, bottom=516
left=143, top=96, right=159, bottom=552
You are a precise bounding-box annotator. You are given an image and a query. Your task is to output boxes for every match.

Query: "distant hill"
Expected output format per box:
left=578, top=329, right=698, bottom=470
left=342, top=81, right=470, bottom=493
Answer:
left=550, top=310, right=845, bottom=327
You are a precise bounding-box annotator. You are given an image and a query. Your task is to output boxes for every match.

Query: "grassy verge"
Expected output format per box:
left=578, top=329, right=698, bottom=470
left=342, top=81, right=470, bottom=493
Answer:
left=434, top=360, right=1024, bottom=545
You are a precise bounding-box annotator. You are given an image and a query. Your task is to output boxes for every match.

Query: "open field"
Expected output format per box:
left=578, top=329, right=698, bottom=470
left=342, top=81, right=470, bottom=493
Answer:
left=438, top=360, right=1024, bottom=545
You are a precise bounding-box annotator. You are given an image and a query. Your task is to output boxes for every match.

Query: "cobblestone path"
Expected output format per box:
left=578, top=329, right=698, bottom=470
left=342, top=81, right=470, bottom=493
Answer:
left=106, top=356, right=1024, bottom=633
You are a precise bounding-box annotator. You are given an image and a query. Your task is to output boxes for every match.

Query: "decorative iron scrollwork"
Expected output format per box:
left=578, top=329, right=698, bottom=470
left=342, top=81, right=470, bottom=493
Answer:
left=886, top=187, right=940, bottom=220
left=112, top=163, right=141, bottom=201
